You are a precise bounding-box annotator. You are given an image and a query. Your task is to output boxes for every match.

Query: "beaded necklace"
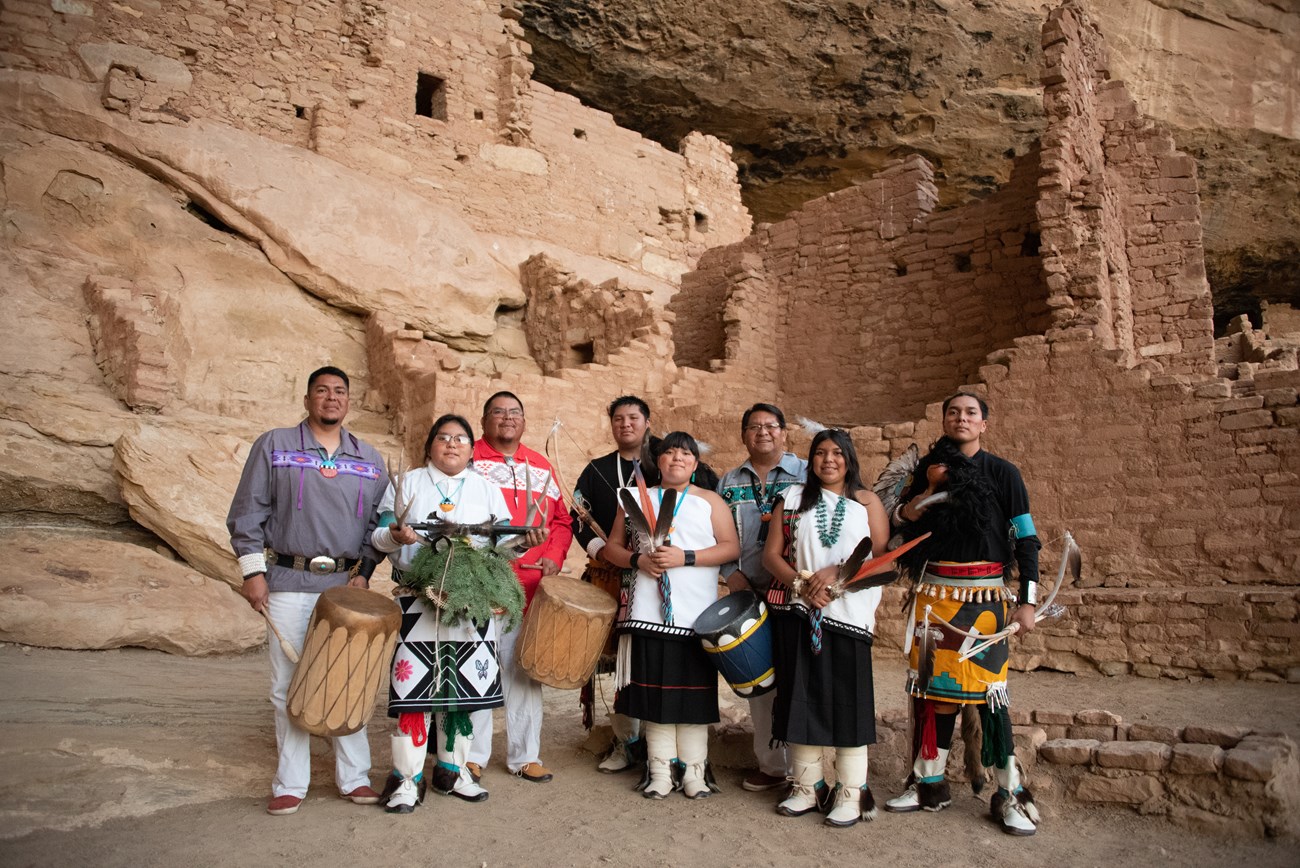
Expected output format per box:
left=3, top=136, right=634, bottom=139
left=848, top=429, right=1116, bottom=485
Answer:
left=815, top=491, right=847, bottom=548
left=432, top=471, right=466, bottom=513
left=656, top=485, right=690, bottom=540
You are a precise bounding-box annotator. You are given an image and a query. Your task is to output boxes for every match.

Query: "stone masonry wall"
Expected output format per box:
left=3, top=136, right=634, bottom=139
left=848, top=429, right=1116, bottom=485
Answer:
left=81, top=274, right=178, bottom=414
left=662, top=2, right=1300, bottom=680
left=519, top=253, right=661, bottom=376
left=1038, top=3, right=1214, bottom=377
left=705, top=700, right=1298, bottom=838
left=1037, top=716, right=1298, bottom=838
left=0, top=0, right=750, bottom=281
left=672, top=153, right=1051, bottom=423
left=858, top=337, right=1300, bottom=680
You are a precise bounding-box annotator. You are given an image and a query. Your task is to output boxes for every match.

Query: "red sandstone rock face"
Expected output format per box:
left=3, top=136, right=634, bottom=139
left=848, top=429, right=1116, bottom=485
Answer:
left=0, top=0, right=1295, bottom=680
left=518, top=0, right=1300, bottom=322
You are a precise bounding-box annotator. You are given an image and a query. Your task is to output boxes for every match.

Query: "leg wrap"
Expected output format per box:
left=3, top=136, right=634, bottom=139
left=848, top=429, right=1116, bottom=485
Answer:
left=913, top=708, right=955, bottom=783
left=677, top=723, right=711, bottom=799
left=994, top=756, right=1022, bottom=795
left=643, top=722, right=675, bottom=799
left=825, top=746, right=871, bottom=826
left=777, top=744, right=825, bottom=817
left=385, top=729, right=429, bottom=812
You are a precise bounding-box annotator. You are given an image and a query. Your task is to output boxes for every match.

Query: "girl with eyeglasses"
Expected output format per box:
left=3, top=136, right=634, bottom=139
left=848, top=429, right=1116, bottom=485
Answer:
left=371, top=414, right=542, bottom=813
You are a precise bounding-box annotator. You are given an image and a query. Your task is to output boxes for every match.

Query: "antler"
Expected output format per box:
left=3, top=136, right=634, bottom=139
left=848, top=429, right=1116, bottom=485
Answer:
left=388, top=451, right=413, bottom=528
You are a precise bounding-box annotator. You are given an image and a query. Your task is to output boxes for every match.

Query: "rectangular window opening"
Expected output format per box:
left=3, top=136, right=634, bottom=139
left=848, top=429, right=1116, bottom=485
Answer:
left=415, top=72, right=448, bottom=120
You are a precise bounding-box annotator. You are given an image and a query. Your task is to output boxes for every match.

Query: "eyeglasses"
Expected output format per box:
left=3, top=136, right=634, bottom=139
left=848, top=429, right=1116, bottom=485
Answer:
left=744, top=423, right=783, bottom=433
left=434, top=433, right=472, bottom=445
left=488, top=408, right=524, bottom=418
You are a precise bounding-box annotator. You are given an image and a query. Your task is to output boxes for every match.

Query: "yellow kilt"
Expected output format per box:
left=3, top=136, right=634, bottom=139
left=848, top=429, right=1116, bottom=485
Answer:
left=907, top=566, right=1017, bottom=705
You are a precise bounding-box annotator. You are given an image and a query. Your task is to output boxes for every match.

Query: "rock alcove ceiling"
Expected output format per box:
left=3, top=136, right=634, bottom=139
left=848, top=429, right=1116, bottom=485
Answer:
left=517, top=0, right=1300, bottom=330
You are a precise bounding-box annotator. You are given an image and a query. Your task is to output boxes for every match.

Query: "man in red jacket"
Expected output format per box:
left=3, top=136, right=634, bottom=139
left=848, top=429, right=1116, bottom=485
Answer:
left=467, top=390, right=574, bottom=783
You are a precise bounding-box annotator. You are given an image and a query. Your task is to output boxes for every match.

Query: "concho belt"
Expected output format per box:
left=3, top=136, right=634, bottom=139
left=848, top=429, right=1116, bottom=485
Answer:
left=272, top=553, right=358, bottom=575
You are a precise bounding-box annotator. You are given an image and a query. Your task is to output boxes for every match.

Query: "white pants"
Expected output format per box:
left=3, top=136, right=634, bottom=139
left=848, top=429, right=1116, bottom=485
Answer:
left=468, top=618, right=543, bottom=772
left=749, top=689, right=788, bottom=777
left=267, top=591, right=372, bottom=798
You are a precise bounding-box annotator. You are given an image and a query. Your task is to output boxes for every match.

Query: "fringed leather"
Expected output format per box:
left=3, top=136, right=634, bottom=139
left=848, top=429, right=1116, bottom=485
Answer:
left=962, top=705, right=985, bottom=794
left=614, top=632, right=632, bottom=690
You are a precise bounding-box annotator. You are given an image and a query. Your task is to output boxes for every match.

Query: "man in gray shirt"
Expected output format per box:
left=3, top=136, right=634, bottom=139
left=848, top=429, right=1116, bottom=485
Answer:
left=227, top=366, right=388, bottom=816
left=717, top=403, right=808, bottom=792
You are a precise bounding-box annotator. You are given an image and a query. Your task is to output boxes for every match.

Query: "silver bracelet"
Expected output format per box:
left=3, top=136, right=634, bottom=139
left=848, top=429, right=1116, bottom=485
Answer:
left=1020, top=581, right=1039, bottom=606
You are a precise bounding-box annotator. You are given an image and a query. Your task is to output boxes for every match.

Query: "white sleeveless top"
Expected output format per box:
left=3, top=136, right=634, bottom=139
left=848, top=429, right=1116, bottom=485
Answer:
left=621, top=486, right=720, bottom=635
left=784, top=484, right=882, bottom=635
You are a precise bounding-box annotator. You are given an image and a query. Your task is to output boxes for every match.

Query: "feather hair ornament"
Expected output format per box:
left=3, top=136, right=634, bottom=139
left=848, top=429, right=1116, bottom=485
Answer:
left=796, top=416, right=828, bottom=435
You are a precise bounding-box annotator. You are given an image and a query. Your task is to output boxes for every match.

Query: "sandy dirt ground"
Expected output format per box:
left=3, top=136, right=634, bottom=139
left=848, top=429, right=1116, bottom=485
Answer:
left=0, top=644, right=1296, bottom=868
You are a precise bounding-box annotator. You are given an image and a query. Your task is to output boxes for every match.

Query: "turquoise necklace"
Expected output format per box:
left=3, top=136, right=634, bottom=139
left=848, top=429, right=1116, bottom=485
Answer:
left=657, top=485, right=690, bottom=540
left=433, top=472, right=466, bottom=513
left=815, top=492, right=847, bottom=548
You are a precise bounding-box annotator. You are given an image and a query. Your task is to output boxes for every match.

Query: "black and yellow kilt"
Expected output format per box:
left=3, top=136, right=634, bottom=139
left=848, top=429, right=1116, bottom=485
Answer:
left=907, top=562, right=1017, bottom=705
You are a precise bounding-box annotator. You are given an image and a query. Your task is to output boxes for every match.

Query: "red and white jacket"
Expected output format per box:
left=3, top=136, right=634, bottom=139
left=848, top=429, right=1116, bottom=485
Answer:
left=471, top=439, right=574, bottom=606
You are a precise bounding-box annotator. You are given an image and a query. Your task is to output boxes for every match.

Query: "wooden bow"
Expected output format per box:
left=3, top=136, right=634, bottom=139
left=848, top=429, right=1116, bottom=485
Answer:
left=954, top=532, right=1082, bottom=661
left=544, top=418, right=607, bottom=542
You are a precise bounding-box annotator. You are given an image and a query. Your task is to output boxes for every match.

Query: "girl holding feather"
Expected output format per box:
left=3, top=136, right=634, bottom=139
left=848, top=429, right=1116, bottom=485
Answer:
left=601, top=432, right=739, bottom=800
left=761, top=427, right=891, bottom=828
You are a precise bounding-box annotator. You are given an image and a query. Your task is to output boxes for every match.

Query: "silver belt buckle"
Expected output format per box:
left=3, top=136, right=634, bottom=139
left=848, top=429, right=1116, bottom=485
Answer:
left=309, top=555, right=337, bottom=575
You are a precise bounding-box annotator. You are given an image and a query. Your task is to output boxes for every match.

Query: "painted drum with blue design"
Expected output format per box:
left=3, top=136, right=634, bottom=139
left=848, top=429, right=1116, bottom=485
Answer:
left=694, top=590, right=776, bottom=698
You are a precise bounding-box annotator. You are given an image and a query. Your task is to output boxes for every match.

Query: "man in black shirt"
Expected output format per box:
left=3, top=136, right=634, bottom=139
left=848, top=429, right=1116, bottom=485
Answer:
left=571, top=395, right=659, bottom=772
left=884, top=393, right=1042, bottom=836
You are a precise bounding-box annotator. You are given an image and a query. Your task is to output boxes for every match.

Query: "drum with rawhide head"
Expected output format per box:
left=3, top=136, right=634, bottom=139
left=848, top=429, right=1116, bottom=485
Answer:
left=286, top=586, right=402, bottom=737
left=694, top=590, right=776, bottom=698
left=515, top=575, right=616, bottom=690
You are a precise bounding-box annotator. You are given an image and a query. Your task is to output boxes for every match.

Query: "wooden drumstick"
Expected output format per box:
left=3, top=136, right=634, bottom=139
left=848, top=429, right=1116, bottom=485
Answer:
left=261, top=609, right=300, bottom=663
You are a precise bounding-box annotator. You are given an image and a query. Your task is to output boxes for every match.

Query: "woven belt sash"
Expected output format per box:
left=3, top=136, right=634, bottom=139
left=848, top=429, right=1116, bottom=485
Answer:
left=928, top=560, right=1003, bottom=578
left=919, top=561, right=1014, bottom=603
